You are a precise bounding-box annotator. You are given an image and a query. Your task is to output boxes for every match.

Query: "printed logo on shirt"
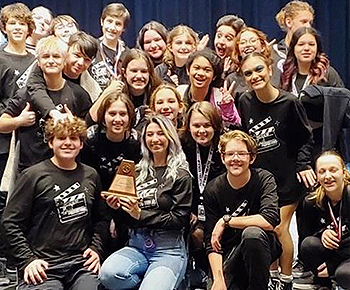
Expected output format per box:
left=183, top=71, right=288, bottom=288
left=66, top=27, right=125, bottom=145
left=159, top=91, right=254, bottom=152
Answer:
left=90, top=61, right=110, bottom=88
left=16, top=61, right=37, bottom=89
left=100, top=154, right=124, bottom=174
left=248, top=116, right=280, bottom=153
left=54, top=182, right=89, bottom=224
left=137, top=178, right=159, bottom=209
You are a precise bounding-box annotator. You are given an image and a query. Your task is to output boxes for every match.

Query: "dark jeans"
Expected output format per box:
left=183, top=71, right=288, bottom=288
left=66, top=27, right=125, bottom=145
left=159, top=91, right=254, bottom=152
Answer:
left=300, top=236, right=350, bottom=289
left=17, top=258, right=103, bottom=290
left=223, top=226, right=281, bottom=290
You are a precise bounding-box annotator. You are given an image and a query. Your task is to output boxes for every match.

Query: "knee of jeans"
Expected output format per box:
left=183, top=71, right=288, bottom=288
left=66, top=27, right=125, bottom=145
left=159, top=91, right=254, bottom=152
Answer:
left=241, top=226, right=266, bottom=241
left=99, top=264, right=135, bottom=290
left=301, top=236, right=321, bottom=253
left=335, top=265, right=350, bottom=289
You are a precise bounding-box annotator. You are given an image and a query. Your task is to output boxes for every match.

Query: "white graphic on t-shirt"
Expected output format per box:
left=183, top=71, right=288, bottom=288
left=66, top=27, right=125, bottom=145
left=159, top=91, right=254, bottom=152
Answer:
left=90, top=61, right=110, bottom=88
left=136, top=179, right=159, bottom=209
left=14, top=70, right=19, bottom=76
left=54, top=182, right=88, bottom=224
left=54, top=185, right=60, bottom=192
left=249, top=116, right=280, bottom=153
left=16, top=61, right=37, bottom=89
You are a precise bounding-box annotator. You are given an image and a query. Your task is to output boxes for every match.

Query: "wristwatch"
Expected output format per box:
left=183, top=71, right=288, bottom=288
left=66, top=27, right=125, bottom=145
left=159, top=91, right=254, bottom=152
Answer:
left=222, top=214, right=232, bottom=228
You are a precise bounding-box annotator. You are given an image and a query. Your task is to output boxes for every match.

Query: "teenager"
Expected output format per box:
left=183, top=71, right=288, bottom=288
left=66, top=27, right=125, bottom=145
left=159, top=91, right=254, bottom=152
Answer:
left=136, top=21, right=167, bottom=67
left=238, top=52, right=316, bottom=290
left=2, top=117, right=109, bottom=290
left=99, top=115, right=192, bottom=290
left=155, top=25, right=198, bottom=86
left=51, top=15, right=79, bottom=44
left=0, top=36, right=92, bottom=172
left=89, top=3, right=130, bottom=90
left=204, top=130, right=281, bottom=290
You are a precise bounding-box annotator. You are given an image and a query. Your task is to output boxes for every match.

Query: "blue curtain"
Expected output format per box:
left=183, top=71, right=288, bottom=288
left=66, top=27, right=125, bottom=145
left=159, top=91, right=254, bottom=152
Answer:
left=1, top=0, right=349, bottom=87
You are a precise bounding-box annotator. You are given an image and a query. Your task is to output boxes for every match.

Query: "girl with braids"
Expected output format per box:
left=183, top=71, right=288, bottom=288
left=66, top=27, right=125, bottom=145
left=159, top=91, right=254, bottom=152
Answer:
left=155, top=25, right=199, bottom=86
left=99, top=115, right=192, bottom=290
left=280, top=27, right=343, bottom=96
left=299, top=151, right=350, bottom=290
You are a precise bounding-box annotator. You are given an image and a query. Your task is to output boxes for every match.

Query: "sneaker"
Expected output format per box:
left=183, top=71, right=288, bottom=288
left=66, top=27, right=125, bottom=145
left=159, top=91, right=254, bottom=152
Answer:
left=268, top=277, right=280, bottom=290
left=294, top=274, right=318, bottom=289
left=280, top=280, right=293, bottom=290
left=6, top=267, right=17, bottom=284
left=0, top=258, right=10, bottom=286
left=293, top=260, right=313, bottom=278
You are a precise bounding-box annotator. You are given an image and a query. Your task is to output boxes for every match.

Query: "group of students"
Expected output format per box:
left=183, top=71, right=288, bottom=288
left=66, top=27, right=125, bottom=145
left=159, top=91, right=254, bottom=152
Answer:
left=0, top=1, right=349, bottom=290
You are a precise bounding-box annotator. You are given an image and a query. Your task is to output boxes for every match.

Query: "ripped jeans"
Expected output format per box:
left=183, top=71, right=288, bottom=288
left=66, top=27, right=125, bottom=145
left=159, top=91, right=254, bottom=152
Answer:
left=99, top=228, right=187, bottom=290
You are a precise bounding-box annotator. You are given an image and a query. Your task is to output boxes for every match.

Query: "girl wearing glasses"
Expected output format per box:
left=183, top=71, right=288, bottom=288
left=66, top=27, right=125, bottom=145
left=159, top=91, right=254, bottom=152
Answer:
left=238, top=52, right=315, bottom=290
left=300, top=151, right=350, bottom=290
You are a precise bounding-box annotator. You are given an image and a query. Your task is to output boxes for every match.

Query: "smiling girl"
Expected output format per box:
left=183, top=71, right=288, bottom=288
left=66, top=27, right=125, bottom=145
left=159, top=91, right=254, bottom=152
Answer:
left=149, top=84, right=184, bottom=128
left=155, top=25, right=199, bottom=86
left=238, top=52, right=316, bottom=290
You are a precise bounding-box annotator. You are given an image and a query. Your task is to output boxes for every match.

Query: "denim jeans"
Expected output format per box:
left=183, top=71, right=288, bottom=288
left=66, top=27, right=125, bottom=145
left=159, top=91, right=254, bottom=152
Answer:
left=99, top=228, right=187, bottom=290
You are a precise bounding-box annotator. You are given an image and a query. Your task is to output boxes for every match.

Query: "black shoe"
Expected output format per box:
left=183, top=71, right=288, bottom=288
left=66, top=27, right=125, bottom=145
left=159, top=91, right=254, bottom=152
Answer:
left=294, top=273, right=318, bottom=289
left=268, top=277, right=280, bottom=290
left=280, top=280, right=292, bottom=290
left=0, top=258, right=10, bottom=286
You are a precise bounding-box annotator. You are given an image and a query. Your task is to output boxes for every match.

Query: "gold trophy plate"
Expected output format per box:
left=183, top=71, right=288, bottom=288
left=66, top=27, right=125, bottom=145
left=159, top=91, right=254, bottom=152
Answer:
left=102, top=159, right=138, bottom=201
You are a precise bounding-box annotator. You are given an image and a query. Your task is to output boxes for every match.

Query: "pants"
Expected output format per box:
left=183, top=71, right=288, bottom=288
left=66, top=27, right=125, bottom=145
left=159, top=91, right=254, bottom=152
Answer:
left=99, top=228, right=187, bottom=290
left=300, top=236, right=350, bottom=289
left=223, top=226, right=281, bottom=290
left=17, top=258, right=101, bottom=290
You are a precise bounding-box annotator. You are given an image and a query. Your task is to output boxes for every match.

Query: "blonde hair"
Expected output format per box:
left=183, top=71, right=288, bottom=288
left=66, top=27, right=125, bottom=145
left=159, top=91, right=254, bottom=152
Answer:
left=312, top=150, right=350, bottom=208
left=218, top=130, right=257, bottom=159
left=163, top=25, right=199, bottom=68
left=36, top=35, right=68, bottom=57
left=149, top=83, right=183, bottom=111
left=275, top=0, right=314, bottom=31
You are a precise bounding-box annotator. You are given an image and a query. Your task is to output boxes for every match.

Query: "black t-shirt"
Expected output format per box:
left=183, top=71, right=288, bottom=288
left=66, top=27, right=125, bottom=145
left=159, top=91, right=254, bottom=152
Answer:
left=238, top=90, right=314, bottom=203
left=81, top=125, right=141, bottom=190
left=5, top=81, right=92, bottom=171
left=2, top=159, right=110, bottom=272
left=204, top=168, right=280, bottom=256
left=155, top=63, right=189, bottom=86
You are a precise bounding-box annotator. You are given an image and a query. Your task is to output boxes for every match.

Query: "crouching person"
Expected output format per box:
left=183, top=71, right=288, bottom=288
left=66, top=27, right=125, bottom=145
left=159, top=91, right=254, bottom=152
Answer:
left=204, top=130, right=281, bottom=290
left=2, top=117, right=109, bottom=290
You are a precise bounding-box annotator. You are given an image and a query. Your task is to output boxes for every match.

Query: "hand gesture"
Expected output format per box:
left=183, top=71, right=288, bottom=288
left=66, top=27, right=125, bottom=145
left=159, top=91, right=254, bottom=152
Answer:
left=219, top=80, right=236, bottom=105
left=296, top=169, right=317, bottom=188
left=83, top=248, right=101, bottom=274
left=211, top=218, right=225, bottom=252
left=119, top=197, right=141, bottom=220
left=321, top=229, right=340, bottom=250
left=197, top=34, right=210, bottom=51
left=106, top=76, right=125, bottom=94
left=223, top=57, right=232, bottom=73
left=19, top=102, right=36, bottom=127
left=24, top=259, right=48, bottom=285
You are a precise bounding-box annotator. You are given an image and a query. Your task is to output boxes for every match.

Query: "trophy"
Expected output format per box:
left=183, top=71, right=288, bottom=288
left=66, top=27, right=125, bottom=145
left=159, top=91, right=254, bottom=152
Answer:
left=102, top=159, right=138, bottom=201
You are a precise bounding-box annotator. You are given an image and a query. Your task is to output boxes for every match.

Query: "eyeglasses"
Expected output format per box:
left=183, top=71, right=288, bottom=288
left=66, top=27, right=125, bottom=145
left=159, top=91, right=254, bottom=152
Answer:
left=239, top=38, right=258, bottom=46
left=224, top=151, right=251, bottom=159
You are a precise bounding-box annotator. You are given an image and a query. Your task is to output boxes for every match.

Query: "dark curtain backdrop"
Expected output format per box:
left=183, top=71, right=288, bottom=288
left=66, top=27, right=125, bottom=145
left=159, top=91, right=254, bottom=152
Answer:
left=1, top=0, right=349, bottom=87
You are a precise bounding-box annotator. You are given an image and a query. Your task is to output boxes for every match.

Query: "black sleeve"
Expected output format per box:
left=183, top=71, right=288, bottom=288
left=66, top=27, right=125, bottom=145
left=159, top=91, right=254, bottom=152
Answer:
left=258, top=170, right=280, bottom=228
left=88, top=173, right=111, bottom=258
left=288, top=99, right=314, bottom=172
left=326, top=66, right=344, bottom=88
left=203, top=181, right=223, bottom=255
left=4, top=89, right=27, bottom=117
left=2, top=170, right=39, bottom=270
left=27, top=64, right=56, bottom=118
left=138, top=172, right=193, bottom=230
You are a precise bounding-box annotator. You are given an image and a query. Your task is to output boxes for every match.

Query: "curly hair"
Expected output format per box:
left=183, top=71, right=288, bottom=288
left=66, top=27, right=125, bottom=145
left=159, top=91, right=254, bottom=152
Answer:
left=232, top=27, right=271, bottom=70
left=0, top=3, right=35, bottom=36
left=281, top=27, right=330, bottom=91
left=275, top=0, right=314, bottom=32
left=137, top=114, right=190, bottom=184
left=311, top=150, right=350, bottom=209
left=163, top=25, right=199, bottom=68
left=45, top=117, right=87, bottom=142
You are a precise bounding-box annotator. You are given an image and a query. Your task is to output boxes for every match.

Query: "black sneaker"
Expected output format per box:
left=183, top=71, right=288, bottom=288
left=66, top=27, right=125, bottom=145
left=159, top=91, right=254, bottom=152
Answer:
left=268, top=277, right=280, bottom=290
left=294, top=273, right=318, bottom=289
left=293, top=260, right=313, bottom=278
left=280, top=280, right=292, bottom=290
left=0, top=258, right=10, bottom=286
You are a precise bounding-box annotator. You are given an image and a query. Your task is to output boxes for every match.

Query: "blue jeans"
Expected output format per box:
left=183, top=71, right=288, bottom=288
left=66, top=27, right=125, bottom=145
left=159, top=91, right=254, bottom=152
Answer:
left=99, top=228, right=187, bottom=290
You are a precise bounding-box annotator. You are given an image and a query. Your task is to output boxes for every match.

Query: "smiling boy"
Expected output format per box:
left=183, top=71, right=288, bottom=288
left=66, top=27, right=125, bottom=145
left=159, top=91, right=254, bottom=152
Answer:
left=89, top=3, right=130, bottom=90
left=2, top=117, right=109, bottom=290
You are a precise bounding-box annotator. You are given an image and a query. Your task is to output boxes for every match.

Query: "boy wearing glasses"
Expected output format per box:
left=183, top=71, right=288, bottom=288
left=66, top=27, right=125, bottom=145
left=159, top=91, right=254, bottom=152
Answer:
left=204, top=130, right=281, bottom=290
